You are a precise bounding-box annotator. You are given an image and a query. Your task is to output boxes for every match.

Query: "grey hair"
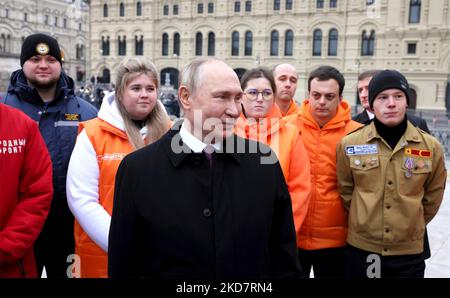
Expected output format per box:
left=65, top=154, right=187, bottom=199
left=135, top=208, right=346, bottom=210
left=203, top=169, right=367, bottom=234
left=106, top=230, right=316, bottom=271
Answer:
left=179, top=57, right=224, bottom=93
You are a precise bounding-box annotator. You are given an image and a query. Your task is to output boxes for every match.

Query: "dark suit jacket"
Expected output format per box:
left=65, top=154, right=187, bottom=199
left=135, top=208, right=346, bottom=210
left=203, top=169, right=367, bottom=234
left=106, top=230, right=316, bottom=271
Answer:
left=352, top=110, right=430, bottom=133
left=108, top=121, right=302, bottom=278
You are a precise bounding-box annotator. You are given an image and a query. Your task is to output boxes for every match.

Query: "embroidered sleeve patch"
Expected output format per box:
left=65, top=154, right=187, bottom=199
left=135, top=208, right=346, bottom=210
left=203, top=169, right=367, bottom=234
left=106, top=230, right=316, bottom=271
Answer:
left=405, top=148, right=432, bottom=158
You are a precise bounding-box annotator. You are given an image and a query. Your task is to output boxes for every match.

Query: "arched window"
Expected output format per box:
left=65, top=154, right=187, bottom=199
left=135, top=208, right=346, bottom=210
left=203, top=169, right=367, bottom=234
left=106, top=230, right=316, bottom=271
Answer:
left=409, top=0, right=421, bottom=24
left=174, top=33, right=180, bottom=56
left=101, top=37, right=106, bottom=55
left=106, top=36, right=110, bottom=55
left=284, top=30, right=293, bottom=56
left=208, top=32, right=215, bottom=56
left=103, top=3, right=108, bottom=17
left=162, top=33, right=169, bottom=56
left=361, top=30, right=368, bottom=55
left=119, top=2, right=125, bottom=17
left=135, top=35, right=144, bottom=55
left=76, top=44, right=80, bottom=59
left=231, top=31, right=239, bottom=56
left=368, top=30, right=375, bottom=55
left=118, top=36, right=126, bottom=56
left=136, top=2, right=142, bottom=16
left=1, top=34, right=8, bottom=53
left=270, top=30, right=279, bottom=56
left=196, top=32, right=203, bottom=56
left=361, top=30, right=375, bottom=56
left=328, top=28, right=338, bottom=56
left=312, top=29, right=322, bottom=56
left=102, top=68, right=111, bottom=84
left=0, top=34, right=6, bottom=53
left=245, top=31, right=252, bottom=56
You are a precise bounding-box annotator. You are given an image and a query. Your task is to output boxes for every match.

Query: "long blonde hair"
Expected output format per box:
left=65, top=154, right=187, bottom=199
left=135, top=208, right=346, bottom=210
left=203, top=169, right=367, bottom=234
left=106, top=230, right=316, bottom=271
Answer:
left=115, top=58, right=170, bottom=149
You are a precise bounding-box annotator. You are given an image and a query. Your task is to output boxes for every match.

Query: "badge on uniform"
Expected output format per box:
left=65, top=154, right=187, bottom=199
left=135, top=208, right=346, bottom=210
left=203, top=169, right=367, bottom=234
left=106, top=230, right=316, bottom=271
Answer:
left=405, top=148, right=432, bottom=158
left=64, top=113, right=80, bottom=121
left=404, top=157, right=415, bottom=178
left=345, top=144, right=378, bottom=156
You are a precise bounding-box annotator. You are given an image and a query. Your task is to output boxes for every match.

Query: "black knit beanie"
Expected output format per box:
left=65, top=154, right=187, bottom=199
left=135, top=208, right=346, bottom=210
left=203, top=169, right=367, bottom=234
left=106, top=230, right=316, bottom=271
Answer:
left=20, top=33, right=62, bottom=67
left=368, top=69, right=410, bottom=109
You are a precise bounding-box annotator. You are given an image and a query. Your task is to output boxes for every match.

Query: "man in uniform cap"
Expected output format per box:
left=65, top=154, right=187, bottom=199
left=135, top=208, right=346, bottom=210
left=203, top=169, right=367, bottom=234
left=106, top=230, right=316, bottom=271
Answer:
left=1, top=33, right=98, bottom=278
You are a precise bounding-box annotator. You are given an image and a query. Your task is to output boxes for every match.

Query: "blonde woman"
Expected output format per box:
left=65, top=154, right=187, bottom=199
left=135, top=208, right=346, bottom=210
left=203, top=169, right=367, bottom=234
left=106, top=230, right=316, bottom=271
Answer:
left=66, top=58, right=171, bottom=277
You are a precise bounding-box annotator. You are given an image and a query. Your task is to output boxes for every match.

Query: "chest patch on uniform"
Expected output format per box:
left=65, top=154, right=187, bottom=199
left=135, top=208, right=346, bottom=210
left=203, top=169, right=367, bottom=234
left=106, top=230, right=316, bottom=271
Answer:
left=405, top=148, right=432, bottom=158
left=345, top=144, right=378, bottom=155
left=64, top=113, right=80, bottom=121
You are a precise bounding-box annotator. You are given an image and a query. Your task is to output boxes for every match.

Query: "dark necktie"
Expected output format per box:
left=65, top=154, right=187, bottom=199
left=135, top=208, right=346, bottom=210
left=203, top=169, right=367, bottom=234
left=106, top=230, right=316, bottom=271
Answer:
left=203, top=145, right=214, bottom=168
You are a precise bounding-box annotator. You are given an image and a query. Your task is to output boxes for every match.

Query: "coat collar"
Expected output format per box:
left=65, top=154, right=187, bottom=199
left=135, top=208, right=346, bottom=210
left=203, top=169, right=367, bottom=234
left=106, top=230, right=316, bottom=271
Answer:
left=163, top=120, right=241, bottom=168
left=366, top=120, right=422, bottom=144
left=8, top=69, right=74, bottom=106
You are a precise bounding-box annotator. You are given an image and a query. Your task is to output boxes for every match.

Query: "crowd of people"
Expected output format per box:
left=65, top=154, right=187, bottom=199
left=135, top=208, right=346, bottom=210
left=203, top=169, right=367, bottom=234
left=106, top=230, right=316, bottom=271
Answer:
left=0, top=33, right=446, bottom=279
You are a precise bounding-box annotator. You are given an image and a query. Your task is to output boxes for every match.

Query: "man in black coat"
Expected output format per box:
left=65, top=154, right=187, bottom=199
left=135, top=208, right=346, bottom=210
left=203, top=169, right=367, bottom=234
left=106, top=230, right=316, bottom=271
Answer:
left=108, top=58, right=302, bottom=278
left=352, top=69, right=432, bottom=261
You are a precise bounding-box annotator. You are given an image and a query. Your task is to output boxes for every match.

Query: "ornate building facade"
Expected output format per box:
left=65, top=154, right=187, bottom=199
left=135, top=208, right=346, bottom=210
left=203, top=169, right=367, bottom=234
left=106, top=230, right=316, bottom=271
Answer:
left=0, top=0, right=89, bottom=91
left=89, top=0, right=450, bottom=110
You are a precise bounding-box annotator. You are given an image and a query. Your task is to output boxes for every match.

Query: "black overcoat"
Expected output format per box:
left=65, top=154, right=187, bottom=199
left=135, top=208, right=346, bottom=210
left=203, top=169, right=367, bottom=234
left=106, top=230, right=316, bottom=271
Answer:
left=108, top=122, right=302, bottom=278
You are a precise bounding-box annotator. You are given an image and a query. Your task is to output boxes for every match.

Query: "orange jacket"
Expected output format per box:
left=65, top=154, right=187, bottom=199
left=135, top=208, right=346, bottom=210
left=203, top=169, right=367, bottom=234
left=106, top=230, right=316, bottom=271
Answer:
left=234, top=105, right=311, bottom=244
left=74, top=117, right=133, bottom=277
left=67, top=94, right=170, bottom=278
left=285, top=100, right=362, bottom=250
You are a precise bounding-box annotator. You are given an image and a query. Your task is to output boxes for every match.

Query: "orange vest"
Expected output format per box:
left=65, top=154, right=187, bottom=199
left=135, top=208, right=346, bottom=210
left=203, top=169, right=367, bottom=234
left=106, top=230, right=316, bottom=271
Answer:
left=74, top=118, right=133, bottom=278
left=234, top=105, right=311, bottom=245
left=286, top=100, right=362, bottom=250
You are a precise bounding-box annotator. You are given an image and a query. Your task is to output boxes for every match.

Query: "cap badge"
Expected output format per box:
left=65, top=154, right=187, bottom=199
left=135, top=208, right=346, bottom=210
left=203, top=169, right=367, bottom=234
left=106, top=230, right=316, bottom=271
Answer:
left=36, top=43, right=50, bottom=55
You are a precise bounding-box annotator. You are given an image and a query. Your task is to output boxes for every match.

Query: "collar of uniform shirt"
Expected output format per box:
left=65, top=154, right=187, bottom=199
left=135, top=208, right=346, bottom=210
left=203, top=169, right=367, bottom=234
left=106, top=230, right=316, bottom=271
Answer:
left=179, top=121, right=222, bottom=153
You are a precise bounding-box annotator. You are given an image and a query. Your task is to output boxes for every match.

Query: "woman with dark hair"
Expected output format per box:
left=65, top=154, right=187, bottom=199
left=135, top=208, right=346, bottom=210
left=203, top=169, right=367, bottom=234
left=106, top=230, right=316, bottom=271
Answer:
left=235, top=67, right=311, bottom=241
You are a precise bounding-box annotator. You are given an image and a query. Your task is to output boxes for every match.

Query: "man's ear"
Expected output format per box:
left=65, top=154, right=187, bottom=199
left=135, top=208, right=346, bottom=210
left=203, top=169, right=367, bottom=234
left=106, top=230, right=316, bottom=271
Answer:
left=178, top=85, right=191, bottom=111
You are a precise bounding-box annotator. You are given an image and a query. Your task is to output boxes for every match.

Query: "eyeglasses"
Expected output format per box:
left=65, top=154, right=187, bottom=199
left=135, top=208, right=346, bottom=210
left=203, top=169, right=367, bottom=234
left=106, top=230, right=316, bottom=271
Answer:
left=244, top=89, right=274, bottom=101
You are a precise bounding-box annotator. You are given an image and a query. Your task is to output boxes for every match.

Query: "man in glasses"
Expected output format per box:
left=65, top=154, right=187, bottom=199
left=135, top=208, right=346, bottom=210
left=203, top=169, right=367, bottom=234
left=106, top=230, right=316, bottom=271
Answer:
left=286, top=65, right=362, bottom=278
